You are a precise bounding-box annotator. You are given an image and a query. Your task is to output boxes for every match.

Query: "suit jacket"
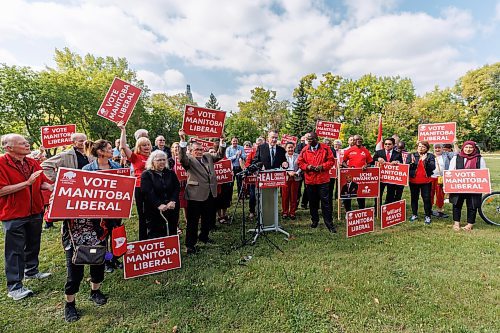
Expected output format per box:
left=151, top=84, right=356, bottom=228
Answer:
left=41, top=148, right=94, bottom=182
left=284, top=153, right=302, bottom=181
left=252, top=143, right=286, bottom=170
left=340, top=182, right=358, bottom=198
left=372, top=149, right=403, bottom=164
left=179, top=143, right=226, bottom=201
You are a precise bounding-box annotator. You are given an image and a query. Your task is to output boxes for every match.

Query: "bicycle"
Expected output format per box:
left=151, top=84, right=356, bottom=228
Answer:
left=479, top=191, right=500, bottom=226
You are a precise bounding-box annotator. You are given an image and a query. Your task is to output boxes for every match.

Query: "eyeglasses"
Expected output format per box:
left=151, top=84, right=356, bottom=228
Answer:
left=384, top=143, right=393, bottom=146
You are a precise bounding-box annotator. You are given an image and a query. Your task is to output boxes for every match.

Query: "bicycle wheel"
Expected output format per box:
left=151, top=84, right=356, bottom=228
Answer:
left=479, top=191, right=500, bottom=226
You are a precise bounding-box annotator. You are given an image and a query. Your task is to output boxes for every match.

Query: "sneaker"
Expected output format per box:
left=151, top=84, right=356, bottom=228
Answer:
left=432, top=210, right=440, bottom=217
left=409, top=215, right=418, bottom=222
left=104, top=262, right=114, bottom=273
left=24, top=272, right=51, bottom=280
left=89, top=290, right=107, bottom=306
left=438, top=212, right=449, bottom=218
left=328, top=225, right=337, bottom=233
left=7, top=287, right=33, bottom=301
left=282, top=214, right=288, bottom=220
left=248, top=213, right=255, bottom=219
left=64, top=302, right=80, bottom=322
left=424, top=216, right=431, bottom=225
left=113, top=260, right=123, bottom=270
left=289, top=215, right=296, bottom=220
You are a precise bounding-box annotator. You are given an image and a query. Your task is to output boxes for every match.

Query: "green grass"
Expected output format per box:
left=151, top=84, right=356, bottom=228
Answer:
left=0, top=158, right=499, bottom=333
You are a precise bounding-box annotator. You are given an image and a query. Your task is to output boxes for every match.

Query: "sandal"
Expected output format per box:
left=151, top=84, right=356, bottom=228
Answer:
left=452, top=222, right=460, bottom=231
left=461, top=224, right=473, bottom=231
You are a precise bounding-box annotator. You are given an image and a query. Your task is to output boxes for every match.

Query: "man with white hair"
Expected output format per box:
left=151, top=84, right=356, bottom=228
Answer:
left=0, top=134, right=54, bottom=300
left=134, top=129, right=149, bottom=140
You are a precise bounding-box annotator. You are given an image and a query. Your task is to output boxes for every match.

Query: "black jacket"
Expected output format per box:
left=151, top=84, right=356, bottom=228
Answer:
left=372, top=149, right=403, bottom=164
left=406, top=153, right=436, bottom=178
left=252, top=143, right=286, bottom=170
left=141, top=168, right=180, bottom=210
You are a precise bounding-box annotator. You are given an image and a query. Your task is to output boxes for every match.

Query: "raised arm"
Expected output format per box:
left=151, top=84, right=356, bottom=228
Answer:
left=117, top=121, right=132, bottom=159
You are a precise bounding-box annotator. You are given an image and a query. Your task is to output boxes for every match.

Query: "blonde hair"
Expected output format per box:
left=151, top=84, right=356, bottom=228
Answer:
left=134, top=137, right=152, bottom=155
left=145, top=150, right=168, bottom=171
left=171, top=141, right=180, bottom=158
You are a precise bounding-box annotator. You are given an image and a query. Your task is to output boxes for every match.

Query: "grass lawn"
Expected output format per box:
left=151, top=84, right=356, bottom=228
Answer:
left=0, top=158, right=498, bottom=333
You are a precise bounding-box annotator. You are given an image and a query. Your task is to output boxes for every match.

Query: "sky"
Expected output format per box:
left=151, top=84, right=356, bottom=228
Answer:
left=0, top=0, right=498, bottom=112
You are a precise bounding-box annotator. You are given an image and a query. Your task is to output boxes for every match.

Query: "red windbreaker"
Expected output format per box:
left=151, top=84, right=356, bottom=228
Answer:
left=297, top=143, right=335, bottom=185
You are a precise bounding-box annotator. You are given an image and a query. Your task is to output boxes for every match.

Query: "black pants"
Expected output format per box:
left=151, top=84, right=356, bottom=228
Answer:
left=328, top=178, right=338, bottom=210
left=248, top=185, right=256, bottom=214
left=307, top=183, right=334, bottom=229
left=186, top=194, right=216, bottom=248
left=343, top=198, right=366, bottom=212
left=3, top=214, right=43, bottom=292
left=394, top=185, right=404, bottom=201
left=135, top=187, right=147, bottom=240
left=409, top=182, right=432, bottom=217
left=452, top=194, right=478, bottom=224
left=146, top=209, right=179, bottom=239
left=298, top=179, right=309, bottom=208
left=232, top=166, right=243, bottom=198
left=377, top=182, right=399, bottom=205
left=64, top=248, right=105, bottom=295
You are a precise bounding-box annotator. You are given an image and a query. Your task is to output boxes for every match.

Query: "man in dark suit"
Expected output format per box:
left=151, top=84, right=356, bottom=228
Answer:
left=372, top=137, right=404, bottom=204
left=252, top=130, right=286, bottom=170
left=178, top=130, right=226, bottom=254
left=340, top=174, right=358, bottom=211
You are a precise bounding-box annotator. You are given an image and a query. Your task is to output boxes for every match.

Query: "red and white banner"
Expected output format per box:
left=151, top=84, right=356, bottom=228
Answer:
left=402, top=152, right=409, bottom=164
left=193, top=138, right=215, bottom=151
left=97, top=77, right=142, bottom=125
left=98, top=168, right=131, bottom=176
left=339, top=167, right=380, bottom=198
left=48, top=168, right=135, bottom=219
left=174, top=159, right=188, bottom=182
left=280, top=134, right=298, bottom=146
left=346, top=207, right=375, bottom=238
left=443, top=169, right=491, bottom=194
left=316, top=121, right=341, bottom=139
left=123, top=235, right=181, bottom=279
left=381, top=200, right=406, bottom=229
left=418, top=122, right=456, bottom=144
left=329, top=158, right=338, bottom=179
left=257, top=170, right=287, bottom=188
left=182, top=105, right=226, bottom=138
left=379, top=163, right=409, bottom=186
left=40, top=124, right=76, bottom=149
left=244, top=174, right=257, bottom=185
left=215, top=159, right=233, bottom=184
left=111, top=225, right=127, bottom=257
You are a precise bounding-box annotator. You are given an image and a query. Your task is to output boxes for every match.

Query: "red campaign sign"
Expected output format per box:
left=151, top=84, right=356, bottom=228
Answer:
left=98, top=168, right=131, bottom=176
left=402, top=152, right=409, bottom=164
left=280, top=134, right=298, bottom=146
left=346, top=207, right=375, bottom=238
left=257, top=170, right=287, bottom=188
left=97, top=77, right=142, bottom=125
left=381, top=199, right=406, bottom=229
left=193, top=138, right=215, bottom=151
left=48, top=167, right=136, bottom=219
left=316, top=121, right=341, bottom=139
left=174, top=159, right=188, bottom=181
left=337, top=149, right=344, bottom=165
left=443, top=169, right=491, bottom=194
left=40, top=124, right=76, bottom=149
left=418, top=122, right=456, bottom=144
left=244, top=174, right=257, bottom=185
left=215, top=159, right=233, bottom=184
left=339, top=167, right=380, bottom=198
left=329, top=158, right=338, bottom=179
left=183, top=105, right=226, bottom=138
left=379, top=163, right=409, bottom=186
left=123, top=235, right=181, bottom=279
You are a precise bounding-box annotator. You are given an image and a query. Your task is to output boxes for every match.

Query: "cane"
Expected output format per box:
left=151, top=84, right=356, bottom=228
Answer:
left=160, top=210, right=170, bottom=236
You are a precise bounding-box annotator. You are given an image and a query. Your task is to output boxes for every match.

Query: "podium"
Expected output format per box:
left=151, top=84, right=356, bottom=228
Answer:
left=248, top=169, right=290, bottom=243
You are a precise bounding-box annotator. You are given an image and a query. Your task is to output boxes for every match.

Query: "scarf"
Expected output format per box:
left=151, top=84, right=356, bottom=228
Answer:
left=459, top=140, right=481, bottom=169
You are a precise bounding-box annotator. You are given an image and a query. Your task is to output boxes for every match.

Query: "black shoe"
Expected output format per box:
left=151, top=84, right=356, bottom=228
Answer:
left=438, top=212, right=449, bottom=218
left=89, top=290, right=107, bottom=306
left=432, top=210, right=440, bottom=217
left=310, top=222, right=318, bottom=228
left=104, top=261, right=114, bottom=273
left=301, top=205, right=308, bottom=210
left=114, top=260, right=123, bottom=270
left=328, top=225, right=337, bottom=233
left=289, top=215, right=296, bottom=220
left=64, top=302, right=80, bottom=322
left=44, top=222, right=54, bottom=229
left=186, top=246, right=198, bottom=254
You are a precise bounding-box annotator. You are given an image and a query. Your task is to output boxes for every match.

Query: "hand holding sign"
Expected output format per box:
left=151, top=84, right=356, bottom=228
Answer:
left=178, top=129, right=187, bottom=142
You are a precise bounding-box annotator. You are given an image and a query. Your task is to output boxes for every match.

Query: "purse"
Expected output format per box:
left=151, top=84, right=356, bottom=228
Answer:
left=68, top=222, right=106, bottom=265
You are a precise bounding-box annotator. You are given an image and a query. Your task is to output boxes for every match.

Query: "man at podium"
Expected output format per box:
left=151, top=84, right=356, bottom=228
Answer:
left=252, top=130, right=286, bottom=170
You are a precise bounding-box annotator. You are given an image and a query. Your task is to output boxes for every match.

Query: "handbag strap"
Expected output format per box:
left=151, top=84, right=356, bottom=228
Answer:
left=67, top=220, right=77, bottom=249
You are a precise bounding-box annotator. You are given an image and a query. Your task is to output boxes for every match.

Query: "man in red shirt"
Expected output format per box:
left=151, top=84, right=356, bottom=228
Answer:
left=0, top=134, right=53, bottom=301
left=341, top=135, right=373, bottom=211
left=298, top=132, right=336, bottom=232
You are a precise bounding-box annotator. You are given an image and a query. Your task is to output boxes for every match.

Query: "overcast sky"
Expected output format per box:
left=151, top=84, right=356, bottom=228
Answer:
left=0, top=0, right=498, bottom=111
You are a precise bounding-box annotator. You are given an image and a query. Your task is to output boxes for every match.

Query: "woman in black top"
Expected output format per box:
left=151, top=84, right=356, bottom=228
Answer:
left=141, top=150, right=180, bottom=238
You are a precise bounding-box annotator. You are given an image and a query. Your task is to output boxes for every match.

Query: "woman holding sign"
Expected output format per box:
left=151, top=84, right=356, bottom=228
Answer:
left=118, top=122, right=152, bottom=240
left=449, top=141, right=487, bottom=231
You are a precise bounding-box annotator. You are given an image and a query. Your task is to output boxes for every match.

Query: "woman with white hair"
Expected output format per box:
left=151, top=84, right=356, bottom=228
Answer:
left=141, top=150, right=180, bottom=238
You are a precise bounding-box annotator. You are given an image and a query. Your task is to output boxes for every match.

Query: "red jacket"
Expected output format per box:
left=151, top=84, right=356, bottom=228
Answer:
left=0, top=154, right=48, bottom=221
left=298, top=143, right=335, bottom=185
left=245, top=148, right=257, bottom=168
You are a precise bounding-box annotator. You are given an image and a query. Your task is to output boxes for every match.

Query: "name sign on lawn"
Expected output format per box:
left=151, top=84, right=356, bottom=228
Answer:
left=98, top=77, right=142, bottom=125
left=98, top=168, right=131, bottom=176
left=215, top=159, right=233, bottom=184
left=280, top=134, right=298, bottom=146
left=316, top=121, right=341, bottom=139
left=379, top=163, right=409, bottom=186
left=418, top=122, right=456, bottom=144
left=183, top=105, right=226, bottom=138
left=339, top=167, right=380, bottom=198
left=174, top=159, right=188, bottom=181
left=124, top=235, right=181, bottom=279
left=41, top=124, right=76, bottom=149
left=346, top=207, right=375, bottom=238
left=257, top=170, right=287, bottom=188
left=381, top=200, right=406, bottom=229
left=443, top=169, right=491, bottom=194
left=48, top=168, right=135, bottom=219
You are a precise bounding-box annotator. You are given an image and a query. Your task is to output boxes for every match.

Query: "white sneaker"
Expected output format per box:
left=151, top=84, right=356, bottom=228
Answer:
left=24, top=272, right=51, bottom=280
left=7, top=287, right=33, bottom=301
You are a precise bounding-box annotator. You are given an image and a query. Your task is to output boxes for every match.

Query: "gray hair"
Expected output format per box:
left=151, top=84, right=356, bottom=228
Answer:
left=434, top=144, right=443, bottom=148
left=1, top=133, right=22, bottom=148
left=333, top=139, right=342, bottom=145
left=256, top=137, right=265, bottom=144
left=134, top=129, right=149, bottom=140
left=145, top=150, right=168, bottom=171
left=70, top=133, right=87, bottom=142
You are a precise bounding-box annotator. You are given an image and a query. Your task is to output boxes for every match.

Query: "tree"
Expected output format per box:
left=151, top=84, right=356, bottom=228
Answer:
left=285, top=79, right=312, bottom=137
left=224, top=112, right=260, bottom=143
left=205, top=93, right=221, bottom=110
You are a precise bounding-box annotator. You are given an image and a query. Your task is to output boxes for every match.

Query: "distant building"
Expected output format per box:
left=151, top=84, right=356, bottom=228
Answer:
left=186, top=84, right=193, bottom=103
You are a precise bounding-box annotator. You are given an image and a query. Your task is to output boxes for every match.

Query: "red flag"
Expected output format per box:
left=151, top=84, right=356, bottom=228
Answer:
left=375, top=115, right=383, bottom=151
left=111, top=225, right=127, bottom=257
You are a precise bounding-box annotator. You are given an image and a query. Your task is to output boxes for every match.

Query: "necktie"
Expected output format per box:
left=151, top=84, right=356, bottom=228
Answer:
left=271, top=147, right=275, bottom=165
left=386, top=151, right=391, bottom=161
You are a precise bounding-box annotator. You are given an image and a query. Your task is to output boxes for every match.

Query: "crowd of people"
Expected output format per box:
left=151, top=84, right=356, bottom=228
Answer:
left=0, top=122, right=488, bottom=322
